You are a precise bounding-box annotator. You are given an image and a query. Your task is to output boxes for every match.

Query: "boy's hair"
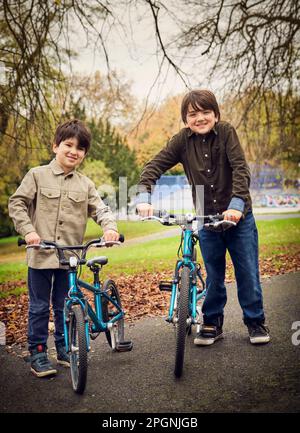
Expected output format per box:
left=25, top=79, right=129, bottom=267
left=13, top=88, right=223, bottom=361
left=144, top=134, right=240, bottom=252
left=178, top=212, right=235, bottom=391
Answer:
left=181, top=89, right=221, bottom=124
left=54, top=119, right=91, bottom=153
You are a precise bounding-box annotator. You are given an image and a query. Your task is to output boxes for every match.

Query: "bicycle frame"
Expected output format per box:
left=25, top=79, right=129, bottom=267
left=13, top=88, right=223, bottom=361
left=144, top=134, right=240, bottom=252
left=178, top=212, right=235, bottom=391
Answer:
left=168, top=224, right=206, bottom=324
left=63, top=268, right=124, bottom=353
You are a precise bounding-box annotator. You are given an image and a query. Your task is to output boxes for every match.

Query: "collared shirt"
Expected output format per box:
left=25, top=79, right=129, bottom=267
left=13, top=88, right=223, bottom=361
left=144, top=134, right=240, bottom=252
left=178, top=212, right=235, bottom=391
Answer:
left=137, top=121, right=252, bottom=215
left=8, top=159, right=117, bottom=269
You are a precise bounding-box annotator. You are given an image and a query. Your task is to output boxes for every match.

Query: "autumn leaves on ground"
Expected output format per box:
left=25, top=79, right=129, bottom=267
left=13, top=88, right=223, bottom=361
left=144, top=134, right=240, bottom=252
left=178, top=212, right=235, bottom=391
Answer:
left=0, top=218, right=299, bottom=346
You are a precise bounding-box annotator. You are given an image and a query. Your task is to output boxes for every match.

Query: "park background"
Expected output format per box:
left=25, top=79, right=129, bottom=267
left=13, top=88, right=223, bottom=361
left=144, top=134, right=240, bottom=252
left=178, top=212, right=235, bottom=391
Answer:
left=0, top=0, right=299, bottom=413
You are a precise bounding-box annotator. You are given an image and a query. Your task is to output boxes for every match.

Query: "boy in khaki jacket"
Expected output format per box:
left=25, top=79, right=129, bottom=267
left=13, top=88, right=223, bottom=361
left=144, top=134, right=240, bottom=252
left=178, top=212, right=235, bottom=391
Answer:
left=9, top=119, right=119, bottom=377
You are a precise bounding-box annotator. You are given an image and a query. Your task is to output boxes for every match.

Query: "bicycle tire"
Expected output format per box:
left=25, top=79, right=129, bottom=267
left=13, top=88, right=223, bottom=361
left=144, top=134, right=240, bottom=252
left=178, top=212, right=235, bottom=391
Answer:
left=69, top=304, right=88, bottom=394
left=174, top=266, right=190, bottom=378
left=102, top=279, right=124, bottom=349
left=192, top=246, right=197, bottom=262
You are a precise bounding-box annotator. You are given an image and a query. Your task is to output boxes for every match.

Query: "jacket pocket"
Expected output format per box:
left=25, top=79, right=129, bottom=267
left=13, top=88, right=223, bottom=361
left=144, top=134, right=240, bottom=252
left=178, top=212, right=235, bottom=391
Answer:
left=67, top=191, right=87, bottom=223
left=68, top=191, right=86, bottom=203
left=40, top=187, right=61, bottom=199
left=39, top=188, right=61, bottom=210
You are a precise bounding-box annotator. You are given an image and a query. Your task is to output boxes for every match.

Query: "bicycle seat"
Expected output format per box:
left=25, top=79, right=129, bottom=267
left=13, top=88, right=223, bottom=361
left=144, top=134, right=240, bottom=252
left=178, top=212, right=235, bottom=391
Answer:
left=87, top=256, right=108, bottom=267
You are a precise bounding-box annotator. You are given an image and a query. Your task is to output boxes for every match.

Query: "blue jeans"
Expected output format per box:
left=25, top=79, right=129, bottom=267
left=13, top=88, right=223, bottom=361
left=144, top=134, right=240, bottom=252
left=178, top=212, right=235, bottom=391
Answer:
left=198, top=211, right=265, bottom=327
left=27, top=268, right=69, bottom=350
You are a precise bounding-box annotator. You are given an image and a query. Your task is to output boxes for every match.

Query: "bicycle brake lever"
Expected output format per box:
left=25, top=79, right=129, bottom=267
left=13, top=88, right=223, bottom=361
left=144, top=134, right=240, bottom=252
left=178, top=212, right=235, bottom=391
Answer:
left=204, top=220, right=236, bottom=229
left=94, top=240, right=121, bottom=247
left=140, top=216, right=161, bottom=222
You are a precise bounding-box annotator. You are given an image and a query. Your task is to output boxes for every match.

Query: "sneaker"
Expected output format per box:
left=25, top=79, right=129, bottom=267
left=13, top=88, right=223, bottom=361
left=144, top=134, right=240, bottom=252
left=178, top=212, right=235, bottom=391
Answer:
left=194, top=324, right=223, bottom=346
left=56, top=342, right=70, bottom=367
left=247, top=323, right=270, bottom=344
left=30, top=345, right=57, bottom=377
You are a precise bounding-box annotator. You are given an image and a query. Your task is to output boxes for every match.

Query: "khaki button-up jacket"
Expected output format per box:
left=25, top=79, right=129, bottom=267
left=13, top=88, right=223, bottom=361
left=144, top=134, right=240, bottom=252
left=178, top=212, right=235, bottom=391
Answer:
left=8, top=159, right=118, bottom=269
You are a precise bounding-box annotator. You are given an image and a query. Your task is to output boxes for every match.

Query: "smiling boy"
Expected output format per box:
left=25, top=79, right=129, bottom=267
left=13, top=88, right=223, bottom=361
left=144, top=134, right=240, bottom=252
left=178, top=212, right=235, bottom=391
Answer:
left=137, top=89, right=270, bottom=346
left=9, top=119, right=119, bottom=377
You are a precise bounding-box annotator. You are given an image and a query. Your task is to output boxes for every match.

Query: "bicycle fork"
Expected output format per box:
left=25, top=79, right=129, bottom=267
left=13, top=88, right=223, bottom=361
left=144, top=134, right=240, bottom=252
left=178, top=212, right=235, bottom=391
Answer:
left=63, top=271, right=90, bottom=353
left=159, top=265, right=206, bottom=326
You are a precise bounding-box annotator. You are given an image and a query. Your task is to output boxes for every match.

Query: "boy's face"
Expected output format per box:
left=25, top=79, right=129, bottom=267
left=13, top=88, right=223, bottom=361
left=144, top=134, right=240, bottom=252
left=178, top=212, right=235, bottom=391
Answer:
left=185, top=103, right=218, bottom=135
left=53, top=137, right=86, bottom=173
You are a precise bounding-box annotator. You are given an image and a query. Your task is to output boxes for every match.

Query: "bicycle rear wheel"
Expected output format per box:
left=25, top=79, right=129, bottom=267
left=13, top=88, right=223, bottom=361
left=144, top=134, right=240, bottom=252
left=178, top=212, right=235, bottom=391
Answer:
left=174, top=266, right=190, bottom=378
left=102, top=279, right=124, bottom=350
left=68, top=304, right=88, bottom=394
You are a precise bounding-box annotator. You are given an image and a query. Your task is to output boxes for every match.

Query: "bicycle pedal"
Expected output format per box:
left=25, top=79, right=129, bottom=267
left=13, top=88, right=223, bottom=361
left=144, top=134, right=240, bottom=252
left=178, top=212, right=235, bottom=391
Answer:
left=115, top=340, right=133, bottom=352
left=159, top=281, right=172, bottom=292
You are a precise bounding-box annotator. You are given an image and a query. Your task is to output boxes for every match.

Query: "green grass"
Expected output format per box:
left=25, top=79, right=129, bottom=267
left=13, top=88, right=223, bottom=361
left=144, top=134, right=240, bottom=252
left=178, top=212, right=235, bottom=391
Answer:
left=0, top=219, right=173, bottom=255
left=0, top=235, right=19, bottom=245
left=0, top=218, right=299, bottom=298
left=86, top=218, right=175, bottom=239
left=256, top=218, right=300, bottom=245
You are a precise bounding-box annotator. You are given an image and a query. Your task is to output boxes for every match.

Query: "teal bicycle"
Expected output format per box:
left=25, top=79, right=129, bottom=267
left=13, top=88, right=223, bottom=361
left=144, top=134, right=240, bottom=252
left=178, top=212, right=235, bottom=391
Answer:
left=18, top=236, right=133, bottom=394
left=142, top=211, right=235, bottom=378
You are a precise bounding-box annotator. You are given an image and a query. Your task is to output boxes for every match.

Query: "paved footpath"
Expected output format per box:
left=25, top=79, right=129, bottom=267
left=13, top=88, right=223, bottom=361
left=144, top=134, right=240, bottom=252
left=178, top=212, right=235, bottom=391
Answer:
left=0, top=272, right=299, bottom=413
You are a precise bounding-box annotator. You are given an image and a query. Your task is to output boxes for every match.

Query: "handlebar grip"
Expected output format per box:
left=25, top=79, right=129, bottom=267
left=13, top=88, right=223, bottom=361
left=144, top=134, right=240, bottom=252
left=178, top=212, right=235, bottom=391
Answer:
left=18, top=238, right=26, bottom=246
left=119, top=234, right=125, bottom=243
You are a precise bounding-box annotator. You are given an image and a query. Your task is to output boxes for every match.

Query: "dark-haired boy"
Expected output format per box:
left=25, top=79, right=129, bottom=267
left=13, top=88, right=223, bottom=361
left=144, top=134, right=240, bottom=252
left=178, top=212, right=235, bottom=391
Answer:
left=9, top=119, right=119, bottom=377
left=137, top=90, right=270, bottom=346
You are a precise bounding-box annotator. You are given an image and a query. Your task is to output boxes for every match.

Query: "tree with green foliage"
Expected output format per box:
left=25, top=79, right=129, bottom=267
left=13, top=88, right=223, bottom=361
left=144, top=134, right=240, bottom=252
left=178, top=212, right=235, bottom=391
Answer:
left=88, top=118, right=139, bottom=188
left=222, top=87, right=300, bottom=175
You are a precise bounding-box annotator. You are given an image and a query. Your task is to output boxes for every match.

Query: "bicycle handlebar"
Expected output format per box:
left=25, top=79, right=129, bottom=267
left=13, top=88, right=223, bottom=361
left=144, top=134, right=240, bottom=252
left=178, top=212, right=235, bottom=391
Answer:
left=18, top=234, right=124, bottom=248
left=17, top=235, right=125, bottom=266
left=141, top=211, right=236, bottom=229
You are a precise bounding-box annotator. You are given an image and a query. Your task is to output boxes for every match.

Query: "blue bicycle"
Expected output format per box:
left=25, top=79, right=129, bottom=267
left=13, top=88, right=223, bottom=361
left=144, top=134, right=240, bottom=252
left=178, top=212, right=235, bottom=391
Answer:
left=18, top=236, right=133, bottom=394
left=142, top=211, right=235, bottom=378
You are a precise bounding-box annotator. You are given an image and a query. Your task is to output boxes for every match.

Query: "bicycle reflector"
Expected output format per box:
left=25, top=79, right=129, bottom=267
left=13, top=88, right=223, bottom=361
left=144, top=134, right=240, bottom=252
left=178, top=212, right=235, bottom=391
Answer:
left=69, top=256, right=78, bottom=267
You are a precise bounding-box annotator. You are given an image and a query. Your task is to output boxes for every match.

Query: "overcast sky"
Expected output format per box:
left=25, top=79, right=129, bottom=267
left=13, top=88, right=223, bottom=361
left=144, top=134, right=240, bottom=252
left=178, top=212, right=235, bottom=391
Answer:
left=71, top=23, right=186, bottom=103
left=70, top=4, right=219, bottom=105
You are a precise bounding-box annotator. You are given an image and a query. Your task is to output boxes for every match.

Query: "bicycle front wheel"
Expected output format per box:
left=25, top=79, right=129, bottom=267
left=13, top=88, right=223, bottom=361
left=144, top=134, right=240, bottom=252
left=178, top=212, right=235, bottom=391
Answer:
left=68, top=304, right=88, bottom=394
left=102, top=279, right=124, bottom=350
left=174, top=266, right=190, bottom=378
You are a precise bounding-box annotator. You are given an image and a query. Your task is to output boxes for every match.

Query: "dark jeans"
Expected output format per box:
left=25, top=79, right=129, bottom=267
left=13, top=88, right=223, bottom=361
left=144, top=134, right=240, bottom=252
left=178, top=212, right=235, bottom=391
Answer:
left=198, top=211, right=265, bottom=327
left=27, top=268, right=69, bottom=351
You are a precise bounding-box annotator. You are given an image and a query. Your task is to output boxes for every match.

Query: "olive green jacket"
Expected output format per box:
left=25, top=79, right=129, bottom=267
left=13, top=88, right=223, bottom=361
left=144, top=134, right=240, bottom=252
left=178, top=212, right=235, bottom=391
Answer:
left=138, top=121, right=252, bottom=216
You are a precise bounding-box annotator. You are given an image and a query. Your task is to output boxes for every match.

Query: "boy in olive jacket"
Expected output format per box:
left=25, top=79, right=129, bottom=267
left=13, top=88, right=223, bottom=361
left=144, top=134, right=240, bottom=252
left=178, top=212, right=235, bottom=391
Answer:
left=9, top=119, right=119, bottom=377
left=137, top=90, right=270, bottom=346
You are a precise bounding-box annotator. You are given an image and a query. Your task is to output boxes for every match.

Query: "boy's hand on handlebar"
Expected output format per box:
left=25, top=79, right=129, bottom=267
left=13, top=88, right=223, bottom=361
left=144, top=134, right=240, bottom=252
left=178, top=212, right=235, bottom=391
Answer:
left=25, top=232, right=41, bottom=246
left=222, top=209, right=242, bottom=223
left=103, top=229, right=120, bottom=246
left=136, top=203, right=154, bottom=217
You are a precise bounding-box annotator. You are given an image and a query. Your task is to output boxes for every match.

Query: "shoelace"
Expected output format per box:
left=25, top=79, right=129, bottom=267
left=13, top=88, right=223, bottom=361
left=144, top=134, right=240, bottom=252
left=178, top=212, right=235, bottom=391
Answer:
left=251, top=323, right=269, bottom=334
left=35, top=354, right=51, bottom=367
